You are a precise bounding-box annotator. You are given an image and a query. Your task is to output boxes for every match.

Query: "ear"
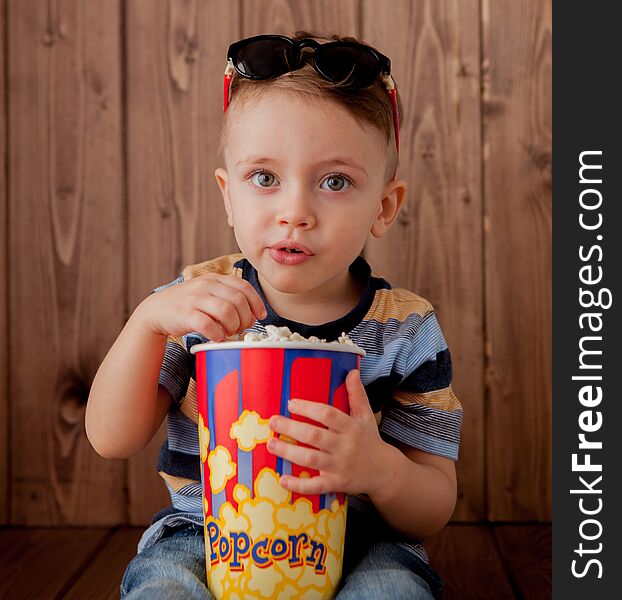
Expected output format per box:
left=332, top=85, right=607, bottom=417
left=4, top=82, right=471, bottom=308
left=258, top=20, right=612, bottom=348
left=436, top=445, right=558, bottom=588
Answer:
left=214, top=167, right=234, bottom=227
left=370, top=178, right=407, bottom=238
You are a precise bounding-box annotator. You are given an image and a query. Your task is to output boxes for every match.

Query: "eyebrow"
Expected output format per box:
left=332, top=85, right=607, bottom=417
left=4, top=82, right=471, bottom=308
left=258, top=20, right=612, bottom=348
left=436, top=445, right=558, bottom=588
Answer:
left=235, top=156, right=368, bottom=175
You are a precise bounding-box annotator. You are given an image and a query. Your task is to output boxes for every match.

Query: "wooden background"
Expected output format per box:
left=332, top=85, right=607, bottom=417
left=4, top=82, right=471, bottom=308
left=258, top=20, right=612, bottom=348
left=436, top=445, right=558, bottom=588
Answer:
left=0, top=0, right=551, bottom=526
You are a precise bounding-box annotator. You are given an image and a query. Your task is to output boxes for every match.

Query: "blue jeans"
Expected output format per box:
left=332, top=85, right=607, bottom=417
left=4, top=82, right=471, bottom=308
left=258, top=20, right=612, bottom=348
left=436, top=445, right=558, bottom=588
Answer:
left=121, top=523, right=441, bottom=599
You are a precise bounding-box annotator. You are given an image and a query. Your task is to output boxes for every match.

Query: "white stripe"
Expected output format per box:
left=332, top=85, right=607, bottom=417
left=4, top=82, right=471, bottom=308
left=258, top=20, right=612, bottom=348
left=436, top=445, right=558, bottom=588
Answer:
left=166, top=482, right=203, bottom=512
left=168, top=411, right=200, bottom=455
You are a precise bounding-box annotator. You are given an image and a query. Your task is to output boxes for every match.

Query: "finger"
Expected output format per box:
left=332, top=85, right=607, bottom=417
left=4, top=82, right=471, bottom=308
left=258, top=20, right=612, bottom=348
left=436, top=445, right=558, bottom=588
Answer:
left=287, top=399, right=351, bottom=433
left=345, top=369, right=372, bottom=418
left=269, top=415, right=336, bottom=451
left=210, top=280, right=257, bottom=331
left=197, top=295, right=241, bottom=337
left=267, top=437, right=330, bottom=470
left=279, top=474, right=335, bottom=496
left=190, top=310, right=227, bottom=342
left=214, top=274, right=267, bottom=321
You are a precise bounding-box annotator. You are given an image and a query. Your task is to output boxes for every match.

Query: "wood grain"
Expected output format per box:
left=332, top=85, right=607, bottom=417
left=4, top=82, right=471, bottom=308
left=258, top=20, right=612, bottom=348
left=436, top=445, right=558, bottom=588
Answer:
left=493, top=525, right=552, bottom=600
left=424, top=524, right=515, bottom=599
left=125, top=0, right=241, bottom=525
left=0, top=525, right=551, bottom=598
left=362, top=0, right=484, bottom=521
left=483, top=0, right=552, bottom=520
left=0, top=0, right=8, bottom=525
left=63, top=527, right=144, bottom=600
left=8, top=0, right=125, bottom=524
left=0, top=527, right=110, bottom=599
left=242, top=0, right=358, bottom=36
left=3, top=1, right=552, bottom=526
left=0, top=0, right=10, bottom=525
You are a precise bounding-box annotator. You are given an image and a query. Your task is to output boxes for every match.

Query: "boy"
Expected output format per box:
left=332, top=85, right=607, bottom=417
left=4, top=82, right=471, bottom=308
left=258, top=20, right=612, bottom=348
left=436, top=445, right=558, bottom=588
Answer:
left=86, top=31, right=462, bottom=600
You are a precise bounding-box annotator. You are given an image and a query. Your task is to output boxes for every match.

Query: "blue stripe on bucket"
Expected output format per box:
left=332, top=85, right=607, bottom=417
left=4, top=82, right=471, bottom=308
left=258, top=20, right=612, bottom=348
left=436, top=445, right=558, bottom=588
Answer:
left=205, top=349, right=240, bottom=519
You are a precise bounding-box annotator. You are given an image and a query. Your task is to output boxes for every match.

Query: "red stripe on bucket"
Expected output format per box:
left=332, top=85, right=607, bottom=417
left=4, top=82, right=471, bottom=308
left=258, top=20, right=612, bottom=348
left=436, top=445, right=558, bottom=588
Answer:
left=241, top=348, right=283, bottom=489
left=290, top=357, right=332, bottom=510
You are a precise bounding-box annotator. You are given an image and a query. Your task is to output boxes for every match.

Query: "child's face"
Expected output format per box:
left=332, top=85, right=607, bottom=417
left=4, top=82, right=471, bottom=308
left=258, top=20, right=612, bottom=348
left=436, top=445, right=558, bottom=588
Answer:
left=215, top=89, right=406, bottom=301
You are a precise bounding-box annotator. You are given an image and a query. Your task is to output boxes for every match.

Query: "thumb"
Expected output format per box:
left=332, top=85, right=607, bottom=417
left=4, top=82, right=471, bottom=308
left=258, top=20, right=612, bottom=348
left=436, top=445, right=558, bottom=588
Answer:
left=346, top=369, right=371, bottom=417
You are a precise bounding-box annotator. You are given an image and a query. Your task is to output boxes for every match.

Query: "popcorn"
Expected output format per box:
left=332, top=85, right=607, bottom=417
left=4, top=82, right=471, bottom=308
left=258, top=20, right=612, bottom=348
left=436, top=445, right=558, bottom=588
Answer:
left=204, top=469, right=347, bottom=599
left=243, top=325, right=359, bottom=349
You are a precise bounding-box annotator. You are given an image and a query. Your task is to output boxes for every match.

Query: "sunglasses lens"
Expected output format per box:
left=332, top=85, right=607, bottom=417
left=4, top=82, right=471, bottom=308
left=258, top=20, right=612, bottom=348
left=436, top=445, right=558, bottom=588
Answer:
left=316, top=45, right=380, bottom=88
left=234, top=39, right=296, bottom=78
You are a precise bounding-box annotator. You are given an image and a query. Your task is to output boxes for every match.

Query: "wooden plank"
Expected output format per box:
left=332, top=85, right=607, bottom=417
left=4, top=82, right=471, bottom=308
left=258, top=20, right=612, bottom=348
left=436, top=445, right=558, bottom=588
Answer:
left=0, top=0, right=8, bottom=525
left=0, top=527, right=110, bottom=599
left=362, top=0, right=484, bottom=521
left=8, top=0, right=125, bottom=524
left=243, top=0, right=358, bottom=36
left=64, top=527, right=144, bottom=600
left=482, top=0, right=552, bottom=520
left=494, top=525, right=551, bottom=600
left=424, top=525, right=514, bottom=599
left=125, top=0, right=241, bottom=525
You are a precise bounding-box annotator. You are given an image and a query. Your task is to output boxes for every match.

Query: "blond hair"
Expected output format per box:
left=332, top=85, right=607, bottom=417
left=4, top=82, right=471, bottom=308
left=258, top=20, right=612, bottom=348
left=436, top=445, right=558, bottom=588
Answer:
left=218, top=30, right=403, bottom=183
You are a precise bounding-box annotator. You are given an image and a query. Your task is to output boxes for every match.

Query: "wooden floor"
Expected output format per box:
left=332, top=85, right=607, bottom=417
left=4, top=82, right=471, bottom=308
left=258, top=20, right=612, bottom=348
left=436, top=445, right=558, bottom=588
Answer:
left=0, top=523, right=551, bottom=599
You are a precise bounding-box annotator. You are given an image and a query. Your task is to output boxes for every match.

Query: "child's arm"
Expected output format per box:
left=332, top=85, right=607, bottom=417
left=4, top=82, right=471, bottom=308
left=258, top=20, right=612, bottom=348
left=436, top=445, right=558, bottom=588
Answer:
left=363, top=442, right=457, bottom=541
left=86, top=273, right=266, bottom=459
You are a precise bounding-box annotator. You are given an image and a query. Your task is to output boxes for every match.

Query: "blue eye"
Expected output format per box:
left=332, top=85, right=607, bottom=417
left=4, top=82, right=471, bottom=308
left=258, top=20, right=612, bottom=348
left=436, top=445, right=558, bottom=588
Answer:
left=250, top=171, right=277, bottom=187
left=321, top=174, right=352, bottom=192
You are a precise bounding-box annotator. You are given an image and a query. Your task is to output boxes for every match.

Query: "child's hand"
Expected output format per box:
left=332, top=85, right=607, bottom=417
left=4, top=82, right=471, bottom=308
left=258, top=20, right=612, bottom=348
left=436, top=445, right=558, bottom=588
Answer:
left=267, top=369, right=388, bottom=497
left=137, top=273, right=267, bottom=342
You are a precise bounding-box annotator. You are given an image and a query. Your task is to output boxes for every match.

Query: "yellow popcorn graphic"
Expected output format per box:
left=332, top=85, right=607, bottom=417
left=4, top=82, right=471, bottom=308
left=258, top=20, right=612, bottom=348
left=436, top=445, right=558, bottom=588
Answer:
left=247, top=561, right=284, bottom=597
left=256, top=469, right=290, bottom=505
left=277, top=499, right=316, bottom=530
left=208, top=446, right=237, bottom=494
left=233, top=483, right=250, bottom=504
left=230, top=410, right=273, bottom=451
left=203, top=468, right=347, bottom=599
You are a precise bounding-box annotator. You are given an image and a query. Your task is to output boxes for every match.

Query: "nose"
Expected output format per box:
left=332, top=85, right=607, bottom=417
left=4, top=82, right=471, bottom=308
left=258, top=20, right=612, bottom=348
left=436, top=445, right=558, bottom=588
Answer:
left=276, top=192, right=316, bottom=229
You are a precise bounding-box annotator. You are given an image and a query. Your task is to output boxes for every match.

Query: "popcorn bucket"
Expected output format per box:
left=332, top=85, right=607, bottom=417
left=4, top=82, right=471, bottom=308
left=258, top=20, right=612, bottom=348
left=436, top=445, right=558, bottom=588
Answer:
left=191, top=340, right=365, bottom=600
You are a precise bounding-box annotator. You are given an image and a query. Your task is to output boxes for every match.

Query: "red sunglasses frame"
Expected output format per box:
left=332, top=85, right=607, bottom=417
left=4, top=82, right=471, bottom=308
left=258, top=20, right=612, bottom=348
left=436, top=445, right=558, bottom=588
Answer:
left=222, top=57, right=400, bottom=180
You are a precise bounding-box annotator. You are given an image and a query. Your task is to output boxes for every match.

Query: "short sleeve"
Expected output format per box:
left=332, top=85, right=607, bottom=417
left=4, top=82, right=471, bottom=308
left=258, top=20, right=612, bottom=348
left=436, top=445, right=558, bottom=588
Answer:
left=152, top=274, right=195, bottom=405
left=378, top=310, right=463, bottom=460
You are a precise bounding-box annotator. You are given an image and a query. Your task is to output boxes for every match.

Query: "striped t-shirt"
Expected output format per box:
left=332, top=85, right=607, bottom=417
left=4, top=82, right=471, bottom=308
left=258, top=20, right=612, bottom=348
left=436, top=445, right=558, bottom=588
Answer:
left=138, top=252, right=463, bottom=569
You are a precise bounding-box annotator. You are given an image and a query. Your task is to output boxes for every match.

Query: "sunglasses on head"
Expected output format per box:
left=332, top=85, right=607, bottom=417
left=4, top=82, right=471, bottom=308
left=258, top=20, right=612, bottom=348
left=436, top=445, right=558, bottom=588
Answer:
left=223, top=34, right=400, bottom=171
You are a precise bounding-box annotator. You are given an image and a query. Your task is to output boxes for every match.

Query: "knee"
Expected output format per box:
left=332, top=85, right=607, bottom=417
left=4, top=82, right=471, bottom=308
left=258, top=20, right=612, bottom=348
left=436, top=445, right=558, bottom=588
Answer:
left=121, top=550, right=208, bottom=599
left=122, top=576, right=211, bottom=600
left=339, top=568, right=434, bottom=600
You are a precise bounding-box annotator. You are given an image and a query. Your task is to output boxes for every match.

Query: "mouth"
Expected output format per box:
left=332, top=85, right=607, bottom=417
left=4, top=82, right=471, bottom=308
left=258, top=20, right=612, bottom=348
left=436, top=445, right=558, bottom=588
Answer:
left=269, top=240, right=314, bottom=256
left=268, top=241, right=313, bottom=265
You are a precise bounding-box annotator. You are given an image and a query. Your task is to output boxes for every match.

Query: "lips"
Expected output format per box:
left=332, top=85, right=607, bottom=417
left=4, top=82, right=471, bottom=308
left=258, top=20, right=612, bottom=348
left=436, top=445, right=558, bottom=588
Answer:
left=269, top=240, right=314, bottom=256
left=268, top=248, right=311, bottom=265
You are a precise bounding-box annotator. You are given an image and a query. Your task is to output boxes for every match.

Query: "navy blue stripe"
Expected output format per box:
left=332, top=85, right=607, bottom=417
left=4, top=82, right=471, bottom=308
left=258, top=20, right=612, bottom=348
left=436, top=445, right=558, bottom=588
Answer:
left=157, top=440, right=201, bottom=481
left=364, top=372, right=402, bottom=412
left=398, top=349, right=453, bottom=392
